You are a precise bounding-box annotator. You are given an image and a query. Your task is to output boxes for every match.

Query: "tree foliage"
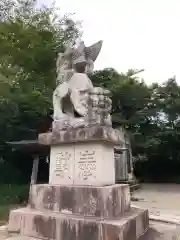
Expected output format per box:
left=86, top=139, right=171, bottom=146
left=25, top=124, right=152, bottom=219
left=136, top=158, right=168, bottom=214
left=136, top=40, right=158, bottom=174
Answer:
left=0, top=0, right=180, bottom=183
left=0, top=0, right=80, bottom=142
left=92, top=69, right=180, bottom=181
left=0, top=0, right=81, bottom=182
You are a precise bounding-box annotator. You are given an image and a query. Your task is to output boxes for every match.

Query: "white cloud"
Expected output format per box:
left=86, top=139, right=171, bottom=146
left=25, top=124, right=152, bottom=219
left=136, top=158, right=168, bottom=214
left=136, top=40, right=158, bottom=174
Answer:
left=38, top=0, right=180, bottom=84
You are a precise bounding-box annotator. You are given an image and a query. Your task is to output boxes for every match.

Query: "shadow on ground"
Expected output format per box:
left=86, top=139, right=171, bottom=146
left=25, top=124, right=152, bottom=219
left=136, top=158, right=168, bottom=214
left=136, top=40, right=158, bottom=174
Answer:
left=139, top=221, right=180, bottom=240
left=140, top=228, right=163, bottom=240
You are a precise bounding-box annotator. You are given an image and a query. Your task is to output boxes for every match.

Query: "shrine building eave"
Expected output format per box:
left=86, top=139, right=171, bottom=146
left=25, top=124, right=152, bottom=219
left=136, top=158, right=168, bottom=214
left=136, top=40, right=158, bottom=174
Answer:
left=6, top=140, right=49, bottom=155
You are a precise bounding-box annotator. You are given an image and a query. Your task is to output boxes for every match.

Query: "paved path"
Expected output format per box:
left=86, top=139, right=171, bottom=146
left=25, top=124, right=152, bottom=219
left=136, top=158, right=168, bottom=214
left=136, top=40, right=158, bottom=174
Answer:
left=132, top=184, right=180, bottom=217
left=141, top=221, right=180, bottom=239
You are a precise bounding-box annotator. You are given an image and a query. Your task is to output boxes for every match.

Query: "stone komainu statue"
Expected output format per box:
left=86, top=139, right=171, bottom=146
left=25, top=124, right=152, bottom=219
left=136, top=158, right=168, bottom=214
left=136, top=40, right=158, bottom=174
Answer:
left=52, top=40, right=112, bottom=130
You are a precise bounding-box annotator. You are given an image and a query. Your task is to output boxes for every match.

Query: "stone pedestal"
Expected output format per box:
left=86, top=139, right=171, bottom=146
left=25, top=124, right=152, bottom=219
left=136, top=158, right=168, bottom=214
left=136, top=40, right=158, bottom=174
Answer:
left=8, top=126, right=149, bottom=240
left=8, top=184, right=148, bottom=240
left=39, top=126, right=124, bottom=186
left=50, top=142, right=115, bottom=186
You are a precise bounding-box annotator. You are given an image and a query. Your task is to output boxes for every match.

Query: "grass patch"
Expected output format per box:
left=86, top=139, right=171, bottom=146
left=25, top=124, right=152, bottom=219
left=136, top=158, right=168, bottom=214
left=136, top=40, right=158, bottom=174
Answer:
left=0, top=184, right=29, bottom=223
left=0, top=205, right=16, bottom=224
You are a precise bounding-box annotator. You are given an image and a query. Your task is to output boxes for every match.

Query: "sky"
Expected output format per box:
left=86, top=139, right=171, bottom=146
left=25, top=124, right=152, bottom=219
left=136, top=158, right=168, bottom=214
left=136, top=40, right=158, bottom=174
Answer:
left=38, top=0, right=180, bottom=84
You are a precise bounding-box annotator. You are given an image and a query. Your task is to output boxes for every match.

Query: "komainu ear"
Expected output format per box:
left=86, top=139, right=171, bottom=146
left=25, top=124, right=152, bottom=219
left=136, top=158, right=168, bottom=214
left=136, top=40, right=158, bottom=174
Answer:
left=85, top=40, right=103, bottom=62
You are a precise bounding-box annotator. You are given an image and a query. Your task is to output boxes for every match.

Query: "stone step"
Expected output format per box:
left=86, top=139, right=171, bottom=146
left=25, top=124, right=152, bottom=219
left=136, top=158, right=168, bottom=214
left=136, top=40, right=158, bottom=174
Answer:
left=8, top=207, right=149, bottom=240
left=0, top=225, right=8, bottom=240
left=5, top=237, right=38, bottom=240
left=29, top=184, right=130, bottom=218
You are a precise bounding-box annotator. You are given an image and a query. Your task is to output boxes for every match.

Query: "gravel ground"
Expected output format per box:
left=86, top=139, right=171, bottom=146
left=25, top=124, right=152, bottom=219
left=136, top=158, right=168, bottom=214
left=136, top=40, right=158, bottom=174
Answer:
left=132, top=184, right=180, bottom=216
left=132, top=183, right=180, bottom=239
left=140, top=221, right=180, bottom=240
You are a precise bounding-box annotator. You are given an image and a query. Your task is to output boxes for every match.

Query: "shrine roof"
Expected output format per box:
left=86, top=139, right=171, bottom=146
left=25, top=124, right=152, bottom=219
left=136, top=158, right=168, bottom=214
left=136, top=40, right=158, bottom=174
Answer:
left=7, top=140, right=49, bottom=155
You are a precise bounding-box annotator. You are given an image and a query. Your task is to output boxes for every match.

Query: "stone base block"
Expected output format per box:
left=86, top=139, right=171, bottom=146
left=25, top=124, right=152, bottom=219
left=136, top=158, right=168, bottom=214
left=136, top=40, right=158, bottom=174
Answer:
left=8, top=207, right=148, bottom=240
left=49, top=141, right=115, bottom=186
left=29, top=184, right=130, bottom=218
left=38, top=126, right=125, bottom=146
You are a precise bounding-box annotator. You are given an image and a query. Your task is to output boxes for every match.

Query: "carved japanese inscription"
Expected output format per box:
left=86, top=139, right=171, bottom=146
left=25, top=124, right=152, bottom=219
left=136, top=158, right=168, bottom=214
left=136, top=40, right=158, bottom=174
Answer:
left=55, top=151, right=72, bottom=179
left=77, top=150, right=97, bottom=180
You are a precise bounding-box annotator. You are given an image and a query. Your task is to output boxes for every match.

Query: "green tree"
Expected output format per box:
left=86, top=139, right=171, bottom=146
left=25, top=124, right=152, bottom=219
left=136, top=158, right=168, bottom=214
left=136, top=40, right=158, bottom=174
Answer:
left=0, top=0, right=81, bottom=141
left=91, top=68, right=156, bottom=129
left=0, top=0, right=81, bottom=183
left=1, top=1, right=180, bottom=182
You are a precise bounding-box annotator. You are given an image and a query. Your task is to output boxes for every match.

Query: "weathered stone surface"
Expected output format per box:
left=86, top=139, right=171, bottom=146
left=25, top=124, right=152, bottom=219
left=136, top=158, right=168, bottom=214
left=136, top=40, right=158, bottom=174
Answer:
left=0, top=225, right=9, bottom=240
left=8, top=207, right=148, bottom=240
left=8, top=211, right=22, bottom=234
left=101, top=208, right=148, bottom=240
left=5, top=237, right=39, bottom=240
left=5, top=220, right=180, bottom=240
left=29, top=184, right=130, bottom=218
left=38, top=126, right=125, bottom=146
left=53, top=40, right=103, bottom=123
left=49, top=145, right=74, bottom=185
left=49, top=141, right=115, bottom=186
